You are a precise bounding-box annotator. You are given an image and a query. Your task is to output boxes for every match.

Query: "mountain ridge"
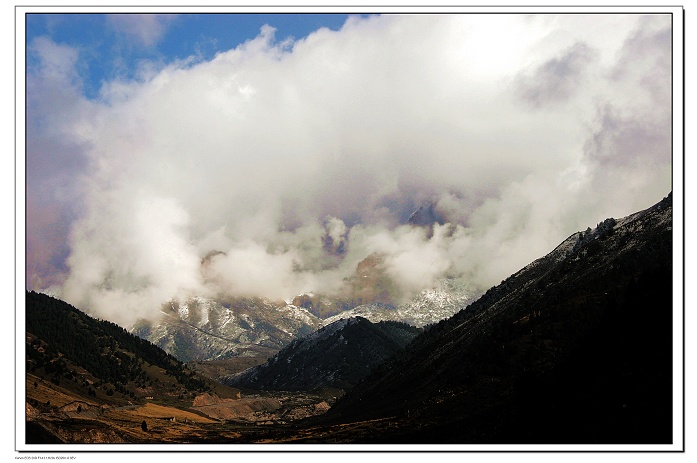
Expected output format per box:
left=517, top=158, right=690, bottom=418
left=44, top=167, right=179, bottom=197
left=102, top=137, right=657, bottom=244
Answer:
left=225, top=317, right=421, bottom=392
left=131, top=296, right=322, bottom=362
left=25, top=291, right=237, bottom=407
left=313, top=192, right=673, bottom=443
left=24, top=192, right=676, bottom=444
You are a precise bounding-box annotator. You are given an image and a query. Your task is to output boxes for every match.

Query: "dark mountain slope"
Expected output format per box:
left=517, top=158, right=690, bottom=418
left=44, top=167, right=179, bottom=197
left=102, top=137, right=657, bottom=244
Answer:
left=25, top=291, right=234, bottom=404
left=225, top=317, right=421, bottom=392
left=320, top=193, right=673, bottom=444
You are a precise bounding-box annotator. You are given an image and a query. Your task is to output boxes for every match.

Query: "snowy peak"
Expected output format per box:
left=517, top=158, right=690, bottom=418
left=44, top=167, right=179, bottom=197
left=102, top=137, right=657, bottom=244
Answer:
left=131, top=296, right=321, bottom=362
left=322, top=277, right=475, bottom=328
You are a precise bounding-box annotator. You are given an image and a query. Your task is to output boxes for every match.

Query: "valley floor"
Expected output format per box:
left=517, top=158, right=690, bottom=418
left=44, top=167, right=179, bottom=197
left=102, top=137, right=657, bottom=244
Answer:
left=25, top=372, right=337, bottom=445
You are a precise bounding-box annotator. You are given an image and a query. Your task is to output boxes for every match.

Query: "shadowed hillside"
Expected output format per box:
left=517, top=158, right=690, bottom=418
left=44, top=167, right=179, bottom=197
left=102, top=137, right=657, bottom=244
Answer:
left=24, top=194, right=675, bottom=445
left=26, top=291, right=215, bottom=398
left=313, top=193, right=673, bottom=444
left=226, top=317, right=421, bottom=391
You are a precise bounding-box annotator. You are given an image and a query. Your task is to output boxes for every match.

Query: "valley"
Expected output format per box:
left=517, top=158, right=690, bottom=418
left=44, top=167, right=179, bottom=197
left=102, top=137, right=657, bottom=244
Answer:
left=24, top=193, right=675, bottom=446
left=26, top=369, right=338, bottom=444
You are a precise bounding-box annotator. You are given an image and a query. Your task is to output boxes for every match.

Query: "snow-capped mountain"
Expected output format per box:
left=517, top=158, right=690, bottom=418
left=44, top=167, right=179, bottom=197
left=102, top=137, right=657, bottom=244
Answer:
left=130, top=206, right=480, bottom=363
left=131, top=296, right=321, bottom=362
left=131, top=273, right=475, bottom=363
left=321, top=277, right=476, bottom=328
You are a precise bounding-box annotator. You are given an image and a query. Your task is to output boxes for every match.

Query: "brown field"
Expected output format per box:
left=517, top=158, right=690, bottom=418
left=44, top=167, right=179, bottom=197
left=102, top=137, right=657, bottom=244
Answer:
left=25, top=371, right=338, bottom=444
left=128, top=402, right=217, bottom=422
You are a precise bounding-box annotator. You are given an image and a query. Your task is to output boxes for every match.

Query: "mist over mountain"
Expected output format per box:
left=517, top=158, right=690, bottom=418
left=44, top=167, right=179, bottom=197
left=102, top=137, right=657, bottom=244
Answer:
left=24, top=192, right=676, bottom=445
left=23, top=11, right=679, bottom=448
left=129, top=253, right=473, bottom=363
left=317, top=193, right=673, bottom=443
left=320, top=275, right=475, bottom=328
left=26, top=14, right=672, bottom=329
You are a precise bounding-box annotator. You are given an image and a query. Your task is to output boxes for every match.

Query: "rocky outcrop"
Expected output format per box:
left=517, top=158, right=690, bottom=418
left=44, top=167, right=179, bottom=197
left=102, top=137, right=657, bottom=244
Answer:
left=132, top=296, right=321, bottom=362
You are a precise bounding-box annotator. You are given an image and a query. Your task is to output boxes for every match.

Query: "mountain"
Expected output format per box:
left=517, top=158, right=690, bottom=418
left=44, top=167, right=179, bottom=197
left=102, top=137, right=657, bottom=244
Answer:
left=314, top=193, right=673, bottom=444
left=24, top=193, right=676, bottom=445
left=321, top=276, right=475, bottom=328
left=25, top=291, right=222, bottom=400
left=131, top=296, right=321, bottom=362
left=24, top=291, right=333, bottom=444
left=225, top=317, right=421, bottom=392
left=136, top=254, right=472, bottom=364
left=25, top=291, right=241, bottom=439
left=407, top=202, right=445, bottom=228
left=292, top=254, right=476, bottom=329
left=293, top=253, right=401, bottom=316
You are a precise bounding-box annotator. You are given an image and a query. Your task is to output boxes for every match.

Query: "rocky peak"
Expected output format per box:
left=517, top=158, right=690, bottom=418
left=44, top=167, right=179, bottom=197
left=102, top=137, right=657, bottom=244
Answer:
left=407, top=203, right=445, bottom=227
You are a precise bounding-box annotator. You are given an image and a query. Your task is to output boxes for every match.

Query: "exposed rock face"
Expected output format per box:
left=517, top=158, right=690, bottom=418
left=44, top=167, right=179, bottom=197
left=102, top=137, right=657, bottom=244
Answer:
left=322, top=277, right=475, bottom=328
left=293, top=252, right=476, bottom=327
left=346, top=253, right=397, bottom=307
left=137, top=244, right=474, bottom=363
left=292, top=293, right=344, bottom=319
left=132, top=296, right=322, bottom=362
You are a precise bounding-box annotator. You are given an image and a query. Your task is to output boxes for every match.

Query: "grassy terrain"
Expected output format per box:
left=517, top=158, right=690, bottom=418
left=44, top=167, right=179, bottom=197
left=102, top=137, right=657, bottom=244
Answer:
left=25, top=367, right=335, bottom=444
left=188, top=357, right=269, bottom=382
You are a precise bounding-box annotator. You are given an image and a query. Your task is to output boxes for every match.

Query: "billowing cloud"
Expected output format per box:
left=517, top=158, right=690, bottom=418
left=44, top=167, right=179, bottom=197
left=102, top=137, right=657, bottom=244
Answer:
left=26, top=14, right=673, bottom=326
left=516, top=42, right=598, bottom=107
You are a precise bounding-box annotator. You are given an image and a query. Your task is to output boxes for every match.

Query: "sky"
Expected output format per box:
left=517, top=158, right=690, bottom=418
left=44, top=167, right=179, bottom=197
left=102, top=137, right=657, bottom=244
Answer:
left=23, top=11, right=678, bottom=327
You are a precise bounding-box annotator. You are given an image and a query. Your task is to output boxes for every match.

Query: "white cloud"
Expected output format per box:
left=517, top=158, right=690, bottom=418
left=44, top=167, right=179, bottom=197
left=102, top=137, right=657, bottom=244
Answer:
left=26, top=14, right=673, bottom=326
left=107, top=14, right=178, bottom=48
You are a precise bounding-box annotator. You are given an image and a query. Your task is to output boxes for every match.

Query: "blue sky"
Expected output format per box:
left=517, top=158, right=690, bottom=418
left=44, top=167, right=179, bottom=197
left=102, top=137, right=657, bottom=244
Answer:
left=26, top=13, right=354, bottom=98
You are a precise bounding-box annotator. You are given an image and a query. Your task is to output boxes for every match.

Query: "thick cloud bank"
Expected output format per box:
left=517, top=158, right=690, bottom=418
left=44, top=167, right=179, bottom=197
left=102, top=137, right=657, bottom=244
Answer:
left=26, top=14, right=673, bottom=326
